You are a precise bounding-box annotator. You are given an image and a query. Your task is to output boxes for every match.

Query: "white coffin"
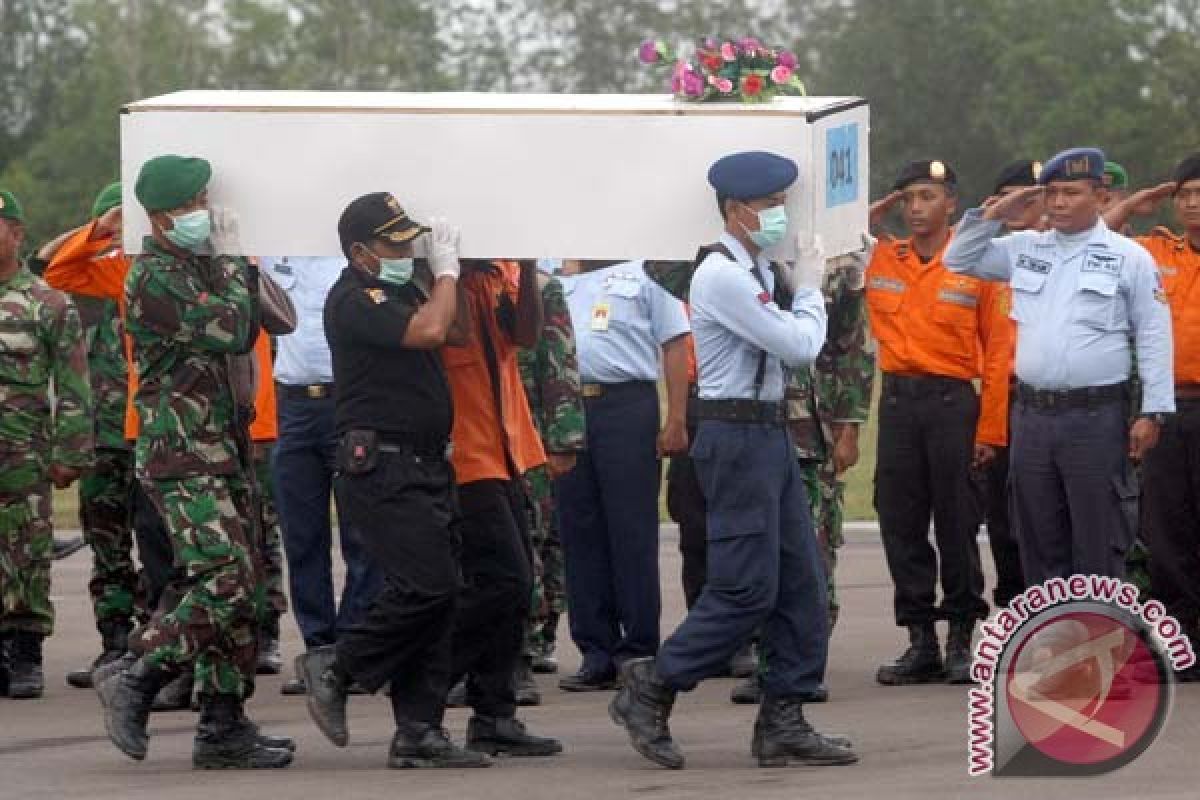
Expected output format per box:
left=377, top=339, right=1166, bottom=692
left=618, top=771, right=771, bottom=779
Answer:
left=120, top=91, right=869, bottom=260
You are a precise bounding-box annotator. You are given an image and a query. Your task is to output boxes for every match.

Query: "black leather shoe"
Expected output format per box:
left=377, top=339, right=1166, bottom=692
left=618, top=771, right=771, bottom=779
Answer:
left=466, top=715, right=562, bottom=757
left=388, top=723, right=492, bottom=769
left=294, top=646, right=349, bottom=746
left=608, top=657, right=684, bottom=769
left=558, top=667, right=617, bottom=692
left=192, top=694, right=294, bottom=769
left=876, top=624, right=946, bottom=685
left=944, top=620, right=976, bottom=684
left=97, top=656, right=174, bottom=760
left=7, top=632, right=45, bottom=699
left=514, top=659, right=541, bottom=706
left=753, top=696, right=858, bottom=767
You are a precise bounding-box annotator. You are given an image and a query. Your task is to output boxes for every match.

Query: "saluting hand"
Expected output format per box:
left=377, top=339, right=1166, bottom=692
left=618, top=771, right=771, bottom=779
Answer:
left=981, top=186, right=1043, bottom=225
left=1128, top=418, right=1161, bottom=462
left=1128, top=182, right=1177, bottom=216
left=868, top=191, right=904, bottom=229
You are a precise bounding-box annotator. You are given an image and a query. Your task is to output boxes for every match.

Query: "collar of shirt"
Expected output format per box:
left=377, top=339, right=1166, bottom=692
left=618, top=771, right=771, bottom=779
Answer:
left=718, top=232, right=769, bottom=273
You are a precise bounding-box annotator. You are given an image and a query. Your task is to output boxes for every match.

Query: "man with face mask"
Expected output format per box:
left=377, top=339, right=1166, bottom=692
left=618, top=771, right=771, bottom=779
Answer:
left=865, top=160, right=1009, bottom=686
left=96, top=155, right=293, bottom=769
left=297, top=192, right=491, bottom=770
left=945, top=147, right=1174, bottom=586
left=610, top=151, right=856, bottom=770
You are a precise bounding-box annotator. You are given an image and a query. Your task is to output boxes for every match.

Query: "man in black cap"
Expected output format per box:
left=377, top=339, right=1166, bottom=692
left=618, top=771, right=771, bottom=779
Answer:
left=297, top=192, right=489, bottom=769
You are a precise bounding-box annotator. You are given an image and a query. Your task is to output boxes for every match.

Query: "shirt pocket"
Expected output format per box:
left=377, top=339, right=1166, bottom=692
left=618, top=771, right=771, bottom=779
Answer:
left=932, top=286, right=980, bottom=329
left=1009, top=267, right=1048, bottom=323
left=866, top=286, right=904, bottom=316
left=0, top=318, right=45, bottom=386
left=268, top=262, right=297, bottom=292
left=1074, top=271, right=1124, bottom=331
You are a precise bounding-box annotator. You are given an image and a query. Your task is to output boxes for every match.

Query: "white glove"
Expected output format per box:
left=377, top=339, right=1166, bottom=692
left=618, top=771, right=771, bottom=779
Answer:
left=792, top=233, right=827, bottom=291
left=426, top=216, right=461, bottom=281
left=209, top=207, right=242, bottom=256
left=829, top=231, right=876, bottom=291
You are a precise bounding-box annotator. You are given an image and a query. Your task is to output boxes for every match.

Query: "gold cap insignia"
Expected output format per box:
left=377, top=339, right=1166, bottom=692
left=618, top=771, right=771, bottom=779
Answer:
left=1032, top=161, right=1042, bottom=181
left=930, top=161, right=946, bottom=180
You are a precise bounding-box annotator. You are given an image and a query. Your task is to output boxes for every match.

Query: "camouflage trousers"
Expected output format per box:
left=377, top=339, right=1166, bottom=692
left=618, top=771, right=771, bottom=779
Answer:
left=253, top=449, right=288, bottom=622
left=0, top=459, right=53, bottom=636
left=133, top=473, right=260, bottom=697
left=523, top=465, right=564, bottom=654
left=800, top=460, right=844, bottom=631
left=79, top=447, right=139, bottom=628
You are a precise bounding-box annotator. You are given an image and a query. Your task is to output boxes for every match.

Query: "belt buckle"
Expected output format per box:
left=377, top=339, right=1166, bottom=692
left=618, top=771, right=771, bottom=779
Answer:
left=306, top=384, right=325, bottom=399
left=582, top=384, right=604, bottom=399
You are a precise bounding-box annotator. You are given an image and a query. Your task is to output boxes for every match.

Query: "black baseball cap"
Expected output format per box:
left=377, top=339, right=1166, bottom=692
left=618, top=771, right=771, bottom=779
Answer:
left=338, top=191, right=429, bottom=257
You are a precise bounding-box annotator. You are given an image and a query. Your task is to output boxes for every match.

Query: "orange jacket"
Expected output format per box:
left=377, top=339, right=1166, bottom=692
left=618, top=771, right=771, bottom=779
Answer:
left=44, top=222, right=279, bottom=442
left=1139, top=228, right=1200, bottom=385
left=442, top=260, right=547, bottom=484
left=865, top=236, right=1013, bottom=446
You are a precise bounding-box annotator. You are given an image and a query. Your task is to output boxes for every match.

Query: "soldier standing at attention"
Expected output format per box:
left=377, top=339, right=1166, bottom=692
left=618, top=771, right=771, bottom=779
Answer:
left=0, top=189, right=92, bottom=699
left=866, top=160, right=1007, bottom=686
left=610, top=151, right=856, bottom=770
left=1104, top=153, right=1200, bottom=679
left=96, top=155, right=293, bottom=769
left=945, top=147, right=1174, bottom=584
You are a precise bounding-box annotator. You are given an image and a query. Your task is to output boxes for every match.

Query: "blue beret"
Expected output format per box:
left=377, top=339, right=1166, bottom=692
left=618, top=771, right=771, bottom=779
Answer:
left=708, top=151, right=798, bottom=201
left=1038, top=148, right=1105, bottom=184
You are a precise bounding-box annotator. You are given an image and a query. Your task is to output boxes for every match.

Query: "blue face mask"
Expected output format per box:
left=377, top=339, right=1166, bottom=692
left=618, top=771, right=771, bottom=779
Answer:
left=745, top=204, right=789, bottom=250
left=377, top=257, right=415, bottom=286
left=164, top=209, right=211, bottom=251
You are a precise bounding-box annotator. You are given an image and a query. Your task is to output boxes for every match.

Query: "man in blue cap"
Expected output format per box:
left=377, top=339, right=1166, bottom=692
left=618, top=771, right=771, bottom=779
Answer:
left=945, top=147, right=1174, bottom=582
left=609, top=150, right=857, bottom=770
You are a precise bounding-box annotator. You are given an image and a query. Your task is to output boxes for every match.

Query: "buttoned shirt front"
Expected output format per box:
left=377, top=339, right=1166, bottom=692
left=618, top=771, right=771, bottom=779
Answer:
left=261, top=256, right=342, bottom=386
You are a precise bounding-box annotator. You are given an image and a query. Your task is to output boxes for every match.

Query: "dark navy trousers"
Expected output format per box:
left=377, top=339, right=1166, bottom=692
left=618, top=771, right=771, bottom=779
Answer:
left=556, top=381, right=662, bottom=674
left=657, top=420, right=828, bottom=698
left=272, top=390, right=379, bottom=648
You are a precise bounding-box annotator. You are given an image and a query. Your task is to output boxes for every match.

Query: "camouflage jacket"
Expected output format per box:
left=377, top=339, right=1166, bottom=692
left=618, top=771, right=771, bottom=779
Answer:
left=124, top=237, right=260, bottom=480
left=518, top=272, right=585, bottom=453
left=0, top=265, right=93, bottom=468
left=785, top=267, right=875, bottom=462
left=85, top=300, right=130, bottom=451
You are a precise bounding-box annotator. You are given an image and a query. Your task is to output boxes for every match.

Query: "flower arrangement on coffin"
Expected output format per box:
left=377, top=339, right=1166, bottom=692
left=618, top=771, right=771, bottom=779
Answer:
left=639, top=37, right=805, bottom=103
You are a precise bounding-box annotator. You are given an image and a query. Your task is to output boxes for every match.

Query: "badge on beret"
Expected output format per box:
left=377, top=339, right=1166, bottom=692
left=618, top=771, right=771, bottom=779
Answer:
left=365, top=288, right=386, bottom=304
left=1032, top=161, right=1043, bottom=181
left=929, top=161, right=947, bottom=180
left=385, top=195, right=402, bottom=214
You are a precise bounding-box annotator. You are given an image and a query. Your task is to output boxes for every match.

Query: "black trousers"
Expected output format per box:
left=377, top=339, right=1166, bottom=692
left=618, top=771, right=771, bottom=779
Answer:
left=982, top=443, right=1024, bottom=608
left=334, top=450, right=459, bottom=728
left=874, top=375, right=988, bottom=626
left=666, top=423, right=707, bottom=609
left=449, top=479, right=533, bottom=719
left=1143, top=398, right=1200, bottom=629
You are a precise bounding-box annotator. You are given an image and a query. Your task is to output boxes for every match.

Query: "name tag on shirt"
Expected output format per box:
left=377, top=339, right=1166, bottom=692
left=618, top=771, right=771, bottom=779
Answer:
left=1082, top=251, right=1123, bottom=275
left=1016, top=255, right=1052, bottom=274
left=591, top=302, right=612, bottom=331
left=605, top=275, right=641, bottom=299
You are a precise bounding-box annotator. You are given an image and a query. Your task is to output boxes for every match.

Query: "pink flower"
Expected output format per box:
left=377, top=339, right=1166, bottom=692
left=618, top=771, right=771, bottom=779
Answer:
left=738, top=37, right=762, bottom=53
left=683, top=72, right=707, bottom=96
left=639, top=39, right=661, bottom=64
left=703, top=37, right=720, bottom=51
left=720, top=42, right=738, bottom=61
left=777, top=50, right=798, bottom=69
left=770, top=65, right=793, bottom=84
left=714, top=77, right=734, bottom=94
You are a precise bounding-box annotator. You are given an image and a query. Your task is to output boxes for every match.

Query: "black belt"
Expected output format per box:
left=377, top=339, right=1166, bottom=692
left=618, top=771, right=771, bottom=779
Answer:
left=278, top=382, right=334, bottom=400
left=882, top=373, right=973, bottom=395
left=1016, top=381, right=1128, bottom=411
left=580, top=380, right=656, bottom=400
left=692, top=398, right=785, bottom=426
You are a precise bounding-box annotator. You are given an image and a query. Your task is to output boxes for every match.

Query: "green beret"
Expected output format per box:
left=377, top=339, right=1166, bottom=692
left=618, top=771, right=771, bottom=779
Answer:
left=1103, top=161, right=1129, bottom=190
left=91, top=181, right=123, bottom=219
left=0, top=189, right=24, bottom=223
left=134, top=155, right=211, bottom=213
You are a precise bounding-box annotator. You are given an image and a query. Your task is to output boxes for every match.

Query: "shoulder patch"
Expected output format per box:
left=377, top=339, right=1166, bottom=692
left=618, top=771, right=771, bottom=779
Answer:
left=868, top=275, right=906, bottom=293
left=365, top=288, right=387, bottom=304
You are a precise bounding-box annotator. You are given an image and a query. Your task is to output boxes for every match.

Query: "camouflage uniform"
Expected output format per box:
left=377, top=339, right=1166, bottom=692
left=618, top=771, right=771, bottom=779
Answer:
left=253, top=447, right=288, bottom=622
left=78, top=300, right=139, bottom=629
left=125, top=239, right=262, bottom=698
left=784, top=266, right=874, bottom=630
left=1, top=266, right=92, bottom=636
left=519, top=272, right=585, bottom=655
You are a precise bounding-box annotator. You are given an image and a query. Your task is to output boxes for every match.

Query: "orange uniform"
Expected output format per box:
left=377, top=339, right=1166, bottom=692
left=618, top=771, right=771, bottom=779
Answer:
left=865, top=236, right=1014, bottom=446
left=43, top=222, right=279, bottom=442
left=1139, top=228, right=1200, bottom=385
left=443, top=260, right=547, bottom=484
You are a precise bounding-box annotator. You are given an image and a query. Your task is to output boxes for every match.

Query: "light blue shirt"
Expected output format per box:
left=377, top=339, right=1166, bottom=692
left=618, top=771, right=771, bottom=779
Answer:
left=560, top=261, right=690, bottom=383
left=945, top=210, right=1175, bottom=413
left=260, top=256, right=344, bottom=386
left=690, top=233, right=827, bottom=402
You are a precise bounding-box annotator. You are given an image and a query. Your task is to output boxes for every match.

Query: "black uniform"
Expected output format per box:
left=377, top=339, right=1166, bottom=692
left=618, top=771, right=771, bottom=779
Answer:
left=324, top=265, right=458, bottom=729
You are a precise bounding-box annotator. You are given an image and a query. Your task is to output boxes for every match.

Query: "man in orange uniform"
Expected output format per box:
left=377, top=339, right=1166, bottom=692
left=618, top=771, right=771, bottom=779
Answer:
left=41, top=201, right=294, bottom=687
left=1105, top=153, right=1200, bottom=680
left=865, top=160, right=1011, bottom=686
left=440, top=258, right=562, bottom=757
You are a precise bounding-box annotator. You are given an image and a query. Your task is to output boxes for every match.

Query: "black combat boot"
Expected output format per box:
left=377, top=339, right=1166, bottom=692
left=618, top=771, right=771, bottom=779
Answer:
left=0, top=633, right=11, bottom=696
left=96, top=656, right=176, bottom=760
left=294, top=645, right=349, bottom=746
left=68, top=620, right=131, bottom=689
left=7, top=632, right=45, bottom=698
left=876, top=623, right=945, bottom=685
left=233, top=703, right=297, bottom=752
left=514, top=657, right=541, bottom=706
left=192, top=694, right=294, bottom=769
left=388, top=721, right=492, bottom=769
left=752, top=696, right=858, bottom=767
left=466, top=714, right=563, bottom=757
left=256, top=616, right=283, bottom=675
left=730, top=642, right=757, bottom=679
left=151, top=671, right=194, bottom=711
left=945, top=620, right=976, bottom=685
left=608, top=657, right=684, bottom=769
